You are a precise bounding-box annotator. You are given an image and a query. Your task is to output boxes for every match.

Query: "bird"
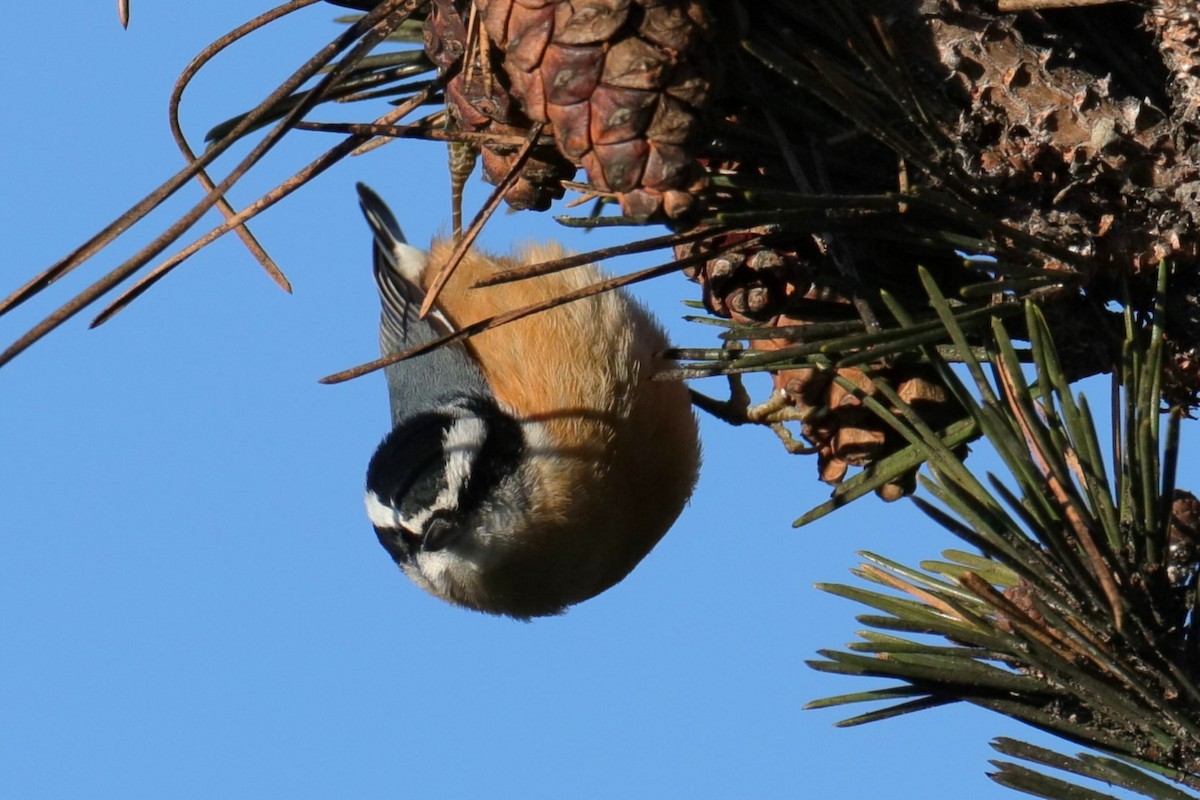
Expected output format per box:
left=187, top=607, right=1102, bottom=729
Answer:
left=356, top=182, right=700, bottom=618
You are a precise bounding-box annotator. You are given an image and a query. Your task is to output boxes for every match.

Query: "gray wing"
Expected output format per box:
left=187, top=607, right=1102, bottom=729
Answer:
left=356, top=183, right=492, bottom=425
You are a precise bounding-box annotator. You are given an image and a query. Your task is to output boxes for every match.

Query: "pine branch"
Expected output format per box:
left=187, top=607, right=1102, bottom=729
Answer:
left=809, top=263, right=1200, bottom=797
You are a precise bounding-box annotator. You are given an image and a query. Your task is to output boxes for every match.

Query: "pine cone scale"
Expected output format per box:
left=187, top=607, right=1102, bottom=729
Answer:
left=437, top=0, right=713, bottom=221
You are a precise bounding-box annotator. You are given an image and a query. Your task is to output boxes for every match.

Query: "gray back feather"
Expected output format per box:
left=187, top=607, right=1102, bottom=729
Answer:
left=356, top=183, right=493, bottom=426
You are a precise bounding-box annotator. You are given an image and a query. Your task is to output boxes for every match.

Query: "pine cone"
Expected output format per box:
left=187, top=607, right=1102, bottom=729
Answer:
left=474, top=0, right=714, bottom=221
left=680, top=233, right=963, bottom=500
left=768, top=342, right=956, bottom=502
left=426, top=0, right=576, bottom=210
left=680, top=230, right=811, bottom=324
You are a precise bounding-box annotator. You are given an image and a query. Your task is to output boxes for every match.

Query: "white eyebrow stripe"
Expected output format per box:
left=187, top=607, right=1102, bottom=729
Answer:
left=441, top=415, right=487, bottom=500
left=364, top=490, right=402, bottom=530
left=366, top=489, right=441, bottom=533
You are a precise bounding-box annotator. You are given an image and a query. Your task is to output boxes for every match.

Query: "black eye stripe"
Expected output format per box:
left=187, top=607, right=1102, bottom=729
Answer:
left=421, top=511, right=459, bottom=552
left=374, top=524, right=420, bottom=564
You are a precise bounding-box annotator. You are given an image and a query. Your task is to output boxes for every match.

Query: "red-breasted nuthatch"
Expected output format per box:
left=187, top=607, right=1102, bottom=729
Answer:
left=357, top=184, right=700, bottom=618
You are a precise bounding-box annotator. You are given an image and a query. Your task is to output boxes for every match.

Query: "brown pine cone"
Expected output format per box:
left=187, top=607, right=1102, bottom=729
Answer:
left=776, top=358, right=957, bottom=501
left=473, top=0, right=714, bottom=221
left=680, top=233, right=964, bottom=500
left=678, top=230, right=812, bottom=325
left=426, top=0, right=576, bottom=211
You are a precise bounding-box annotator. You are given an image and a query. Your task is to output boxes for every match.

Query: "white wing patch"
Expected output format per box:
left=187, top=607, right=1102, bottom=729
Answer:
left=384, top=240, right=430, bottom=286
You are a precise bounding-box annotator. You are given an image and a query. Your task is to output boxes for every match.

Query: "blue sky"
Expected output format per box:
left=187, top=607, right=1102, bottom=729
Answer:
left=1, top=5, right=1173, bottom=798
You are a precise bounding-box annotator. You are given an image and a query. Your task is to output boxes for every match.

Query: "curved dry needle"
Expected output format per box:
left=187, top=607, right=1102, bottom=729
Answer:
left=92, top=88, right=433, bottom=327
left=323, top=259, right=690, bottom=385
left=0, top=1, right=387, bottom=320
left=294, top=121, right=532, bottom=149
left=118, top=0, right=130, bottom=28
left=472, top=227, right=730, bottom=288
left=417, top=122, right=542, bottom=319
left=0, top=1, right=415, bottom=368
left=166, top=0, right=324, bottom=296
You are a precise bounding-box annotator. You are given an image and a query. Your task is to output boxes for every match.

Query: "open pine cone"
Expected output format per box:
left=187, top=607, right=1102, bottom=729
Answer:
left=428, top=0, right=715, bottom=221
left=425, top=0, right=577, bottom=210
left=679, top=232, right=964, bottom=500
